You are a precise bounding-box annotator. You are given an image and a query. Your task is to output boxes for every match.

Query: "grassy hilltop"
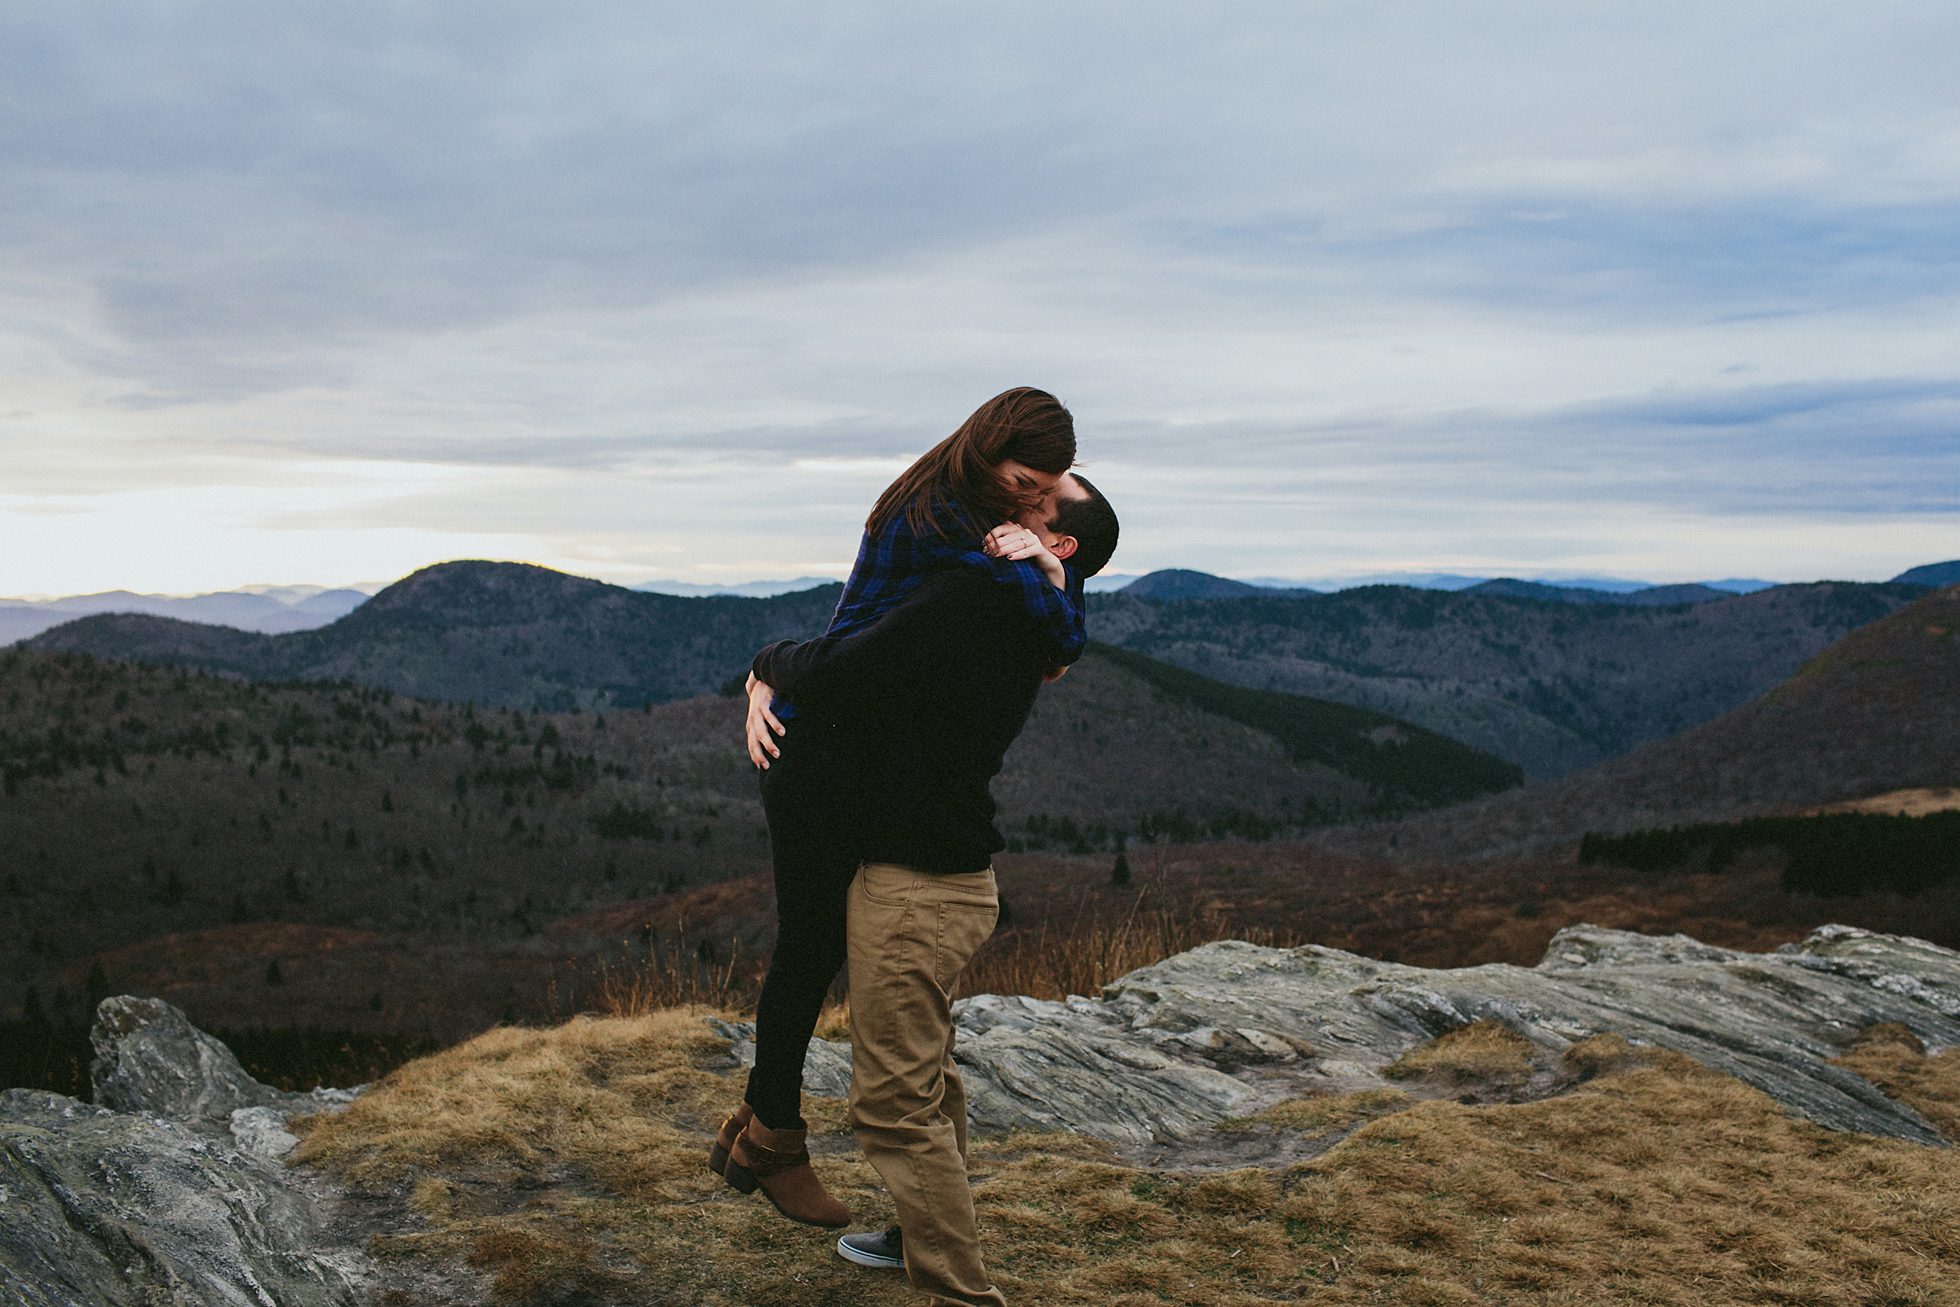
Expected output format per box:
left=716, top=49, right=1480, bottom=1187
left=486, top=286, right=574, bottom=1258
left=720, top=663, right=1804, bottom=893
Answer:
left=290, top=1005, right=1960, bottom=1306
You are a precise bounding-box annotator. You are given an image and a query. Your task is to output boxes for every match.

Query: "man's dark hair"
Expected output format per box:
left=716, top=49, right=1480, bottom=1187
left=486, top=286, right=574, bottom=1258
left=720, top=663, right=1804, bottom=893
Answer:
left=1053, top=473, right=1119, bottom=577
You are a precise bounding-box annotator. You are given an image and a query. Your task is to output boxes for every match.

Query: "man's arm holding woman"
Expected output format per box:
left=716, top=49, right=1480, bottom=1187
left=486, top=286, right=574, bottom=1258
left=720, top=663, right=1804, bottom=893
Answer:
left=745, top=570, right=994, bottom=769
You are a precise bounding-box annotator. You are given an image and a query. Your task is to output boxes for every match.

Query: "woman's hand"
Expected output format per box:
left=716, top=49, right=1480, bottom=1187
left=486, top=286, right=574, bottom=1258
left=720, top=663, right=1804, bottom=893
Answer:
left=983, top=522, right=1066, bottom=589
left=745, top=673, right=785, bottom=769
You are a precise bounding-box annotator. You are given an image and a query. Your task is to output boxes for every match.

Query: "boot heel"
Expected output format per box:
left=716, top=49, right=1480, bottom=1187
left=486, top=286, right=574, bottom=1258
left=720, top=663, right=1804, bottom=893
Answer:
left=722, top=1160, right=760, bottom=1194
left=707, top=1104, right=751, bottom=1179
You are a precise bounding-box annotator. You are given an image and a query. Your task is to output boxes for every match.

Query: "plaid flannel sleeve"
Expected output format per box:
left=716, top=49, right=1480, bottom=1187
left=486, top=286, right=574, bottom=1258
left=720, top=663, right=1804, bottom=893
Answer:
left=939, top=544, right=1087, bottom=665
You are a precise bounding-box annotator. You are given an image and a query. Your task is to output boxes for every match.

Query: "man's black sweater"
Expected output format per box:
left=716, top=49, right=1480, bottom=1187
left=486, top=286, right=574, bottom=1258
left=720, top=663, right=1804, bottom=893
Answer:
left=752, top=568, right=1053, bottom=876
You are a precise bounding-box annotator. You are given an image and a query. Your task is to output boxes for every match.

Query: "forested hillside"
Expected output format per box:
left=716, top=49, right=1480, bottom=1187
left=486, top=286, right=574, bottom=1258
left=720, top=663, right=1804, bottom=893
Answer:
left=1089, top=581, right=1927, bottom=775
left=1341, top=585, right=1960, bottom=859
left=0, top=643, right=1513, bottom=1034
left=25, top=562, right=840, bottom=710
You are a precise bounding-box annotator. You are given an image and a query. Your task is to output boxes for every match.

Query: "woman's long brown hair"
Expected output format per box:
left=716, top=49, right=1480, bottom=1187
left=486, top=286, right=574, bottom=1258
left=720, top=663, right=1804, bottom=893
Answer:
left=867, top=387, right=1077, bottom=541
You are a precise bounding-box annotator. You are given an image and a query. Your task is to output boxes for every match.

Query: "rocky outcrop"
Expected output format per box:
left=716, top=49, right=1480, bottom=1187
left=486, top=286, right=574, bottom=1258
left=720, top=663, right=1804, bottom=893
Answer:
left=943, top=924, right=1959, bottom=1148
left=723, top=924, right=1960, bottom=1150
left=90, top=995, right=357, bottom=1133
left=10, top=926, right=1957, bottom=1302
left=0, top=1090, right=371, bottom=1307
left=0, top=997, right=374, bottom=1307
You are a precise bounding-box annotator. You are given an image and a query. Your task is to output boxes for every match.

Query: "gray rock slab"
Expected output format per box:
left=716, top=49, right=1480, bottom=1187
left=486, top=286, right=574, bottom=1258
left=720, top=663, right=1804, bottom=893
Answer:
left=950, top=1001, right=1258, bottom=1143
left=706, top=925, right=1958, bottom=1148
left=90, top=994, right=287, bottom=1124
left=89, top=995, right=361, bottom=1144
left=709, top=1017, right=855, bottom=1099
left=0, top=1089, right=371, bottom=1307
left=936, top=925, right=1960, bottom=1147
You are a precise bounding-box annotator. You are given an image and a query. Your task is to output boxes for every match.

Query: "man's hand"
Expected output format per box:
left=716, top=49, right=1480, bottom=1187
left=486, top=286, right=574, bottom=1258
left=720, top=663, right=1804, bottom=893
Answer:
left=982, top=522, right=1066, bottom=589
left=745, top=672, right=785, bottom=768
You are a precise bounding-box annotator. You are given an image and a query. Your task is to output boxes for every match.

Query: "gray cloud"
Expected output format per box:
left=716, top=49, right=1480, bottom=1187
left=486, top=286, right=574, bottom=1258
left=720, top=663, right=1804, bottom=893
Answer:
left=4, top=2, right=1959, bottom=589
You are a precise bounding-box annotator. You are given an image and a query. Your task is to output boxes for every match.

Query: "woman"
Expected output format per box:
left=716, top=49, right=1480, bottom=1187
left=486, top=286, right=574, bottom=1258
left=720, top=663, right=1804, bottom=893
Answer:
left=706, top=387, right=1085, bottom=1228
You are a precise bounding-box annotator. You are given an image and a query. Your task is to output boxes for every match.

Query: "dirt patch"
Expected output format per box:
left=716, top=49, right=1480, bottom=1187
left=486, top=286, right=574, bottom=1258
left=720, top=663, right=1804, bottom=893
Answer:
left=1803, top=786, right=1960, bottom=817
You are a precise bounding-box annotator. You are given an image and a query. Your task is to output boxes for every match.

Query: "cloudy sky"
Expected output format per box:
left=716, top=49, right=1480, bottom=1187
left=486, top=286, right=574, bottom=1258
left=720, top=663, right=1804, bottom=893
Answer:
left=3, top=2, right=1957, bottom=596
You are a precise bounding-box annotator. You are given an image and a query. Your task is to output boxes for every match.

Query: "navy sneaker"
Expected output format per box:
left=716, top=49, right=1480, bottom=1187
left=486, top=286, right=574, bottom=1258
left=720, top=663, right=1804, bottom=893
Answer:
left=836, top=1225, right=904, bottom=1269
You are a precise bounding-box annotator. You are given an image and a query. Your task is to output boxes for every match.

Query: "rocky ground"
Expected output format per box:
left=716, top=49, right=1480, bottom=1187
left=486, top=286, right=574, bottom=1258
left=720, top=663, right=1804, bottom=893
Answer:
left=4, top=923, right=1956, bottom=1305
left=0, top=997, right=389, bottom=1306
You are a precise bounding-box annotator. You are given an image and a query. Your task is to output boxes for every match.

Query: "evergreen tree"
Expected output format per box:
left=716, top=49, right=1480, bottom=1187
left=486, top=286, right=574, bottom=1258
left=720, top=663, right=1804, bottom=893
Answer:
left=1111, top=839, right=1132, bottom=887
left=265, top=960, right=284, bottom=986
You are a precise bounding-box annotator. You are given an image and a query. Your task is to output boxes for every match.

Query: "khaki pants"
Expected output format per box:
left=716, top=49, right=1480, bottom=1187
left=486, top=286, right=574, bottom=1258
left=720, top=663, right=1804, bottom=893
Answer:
left=847, top=861, right=1007, bottom=1307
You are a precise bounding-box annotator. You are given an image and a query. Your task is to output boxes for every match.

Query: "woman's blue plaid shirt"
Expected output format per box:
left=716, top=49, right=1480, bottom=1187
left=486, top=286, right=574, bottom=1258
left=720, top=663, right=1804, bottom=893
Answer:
left=827, top=499, right=1087, bottom=662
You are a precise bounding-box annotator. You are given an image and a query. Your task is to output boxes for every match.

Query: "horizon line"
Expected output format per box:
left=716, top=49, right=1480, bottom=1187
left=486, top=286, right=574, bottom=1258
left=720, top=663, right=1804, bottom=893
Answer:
left=6, top=557, right=1949, bottom=604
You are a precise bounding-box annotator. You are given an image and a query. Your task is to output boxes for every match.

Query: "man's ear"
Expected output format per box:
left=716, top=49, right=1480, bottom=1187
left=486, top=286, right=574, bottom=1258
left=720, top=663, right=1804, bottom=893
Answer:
left=1049, top=533, right=1079, bottom=562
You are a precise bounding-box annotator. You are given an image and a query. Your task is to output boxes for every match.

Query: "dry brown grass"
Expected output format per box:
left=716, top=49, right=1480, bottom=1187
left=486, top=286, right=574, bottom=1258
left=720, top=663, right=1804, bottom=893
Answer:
left=1832, top=1023, right=1960, bottom=1141
left=294, top=1014, right=1960, bottom=1306
left=959, top=886, right=1294, bottom=1002
left=576, top=872, right=1302, bottom=1019
left=582, top=926, right=759, bottom=1016
left=1386, top=1020, right=1538, bottom=1088
left=1233, top=1087, right=1413, bottom=1139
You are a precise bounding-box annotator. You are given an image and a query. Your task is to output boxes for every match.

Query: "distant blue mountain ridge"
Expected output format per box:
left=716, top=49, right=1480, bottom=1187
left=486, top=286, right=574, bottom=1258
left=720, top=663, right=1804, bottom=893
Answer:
left=4, top=559, right=1951, bottom=647
left=631, top=577, right=834, bottom=598
left=1891, top=559, right=1960, bottom=588
left=1117, top=569, right=1310, bottom=600
left=1110, top=562, right=1955, bottom=603
left=0, top=585, right=375, bottom=646
left=1242, top=573, right=1778, bottom=595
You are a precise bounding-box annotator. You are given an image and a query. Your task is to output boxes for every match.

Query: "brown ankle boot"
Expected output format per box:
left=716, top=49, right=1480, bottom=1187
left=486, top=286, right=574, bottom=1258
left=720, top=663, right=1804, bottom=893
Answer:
left=723, top=1118, right=852, bottom=1228
left=707, top=1102, right=754, bottom=1177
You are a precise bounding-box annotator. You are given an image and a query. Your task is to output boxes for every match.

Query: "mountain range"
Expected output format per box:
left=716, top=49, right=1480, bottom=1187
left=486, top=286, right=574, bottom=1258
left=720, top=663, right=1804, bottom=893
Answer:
left=1352, top=583, right=1960, bottom=860
left=630, top=577, right=832, bottom=598
left=7, top=564, right=1954, bottom=1040
left=0, top=586, right=374, bottom=645
left=1894, top=560, right=1960, bottom=588
left=1120, top=569, right=1315, bottom=600
left=23, top=564, right=841, bottom=712
left=24, top=561, right=1935, bottom=778
left=8, top=559, right=1949, bottom=647
left=1083, top=579, right=1931, bottom=777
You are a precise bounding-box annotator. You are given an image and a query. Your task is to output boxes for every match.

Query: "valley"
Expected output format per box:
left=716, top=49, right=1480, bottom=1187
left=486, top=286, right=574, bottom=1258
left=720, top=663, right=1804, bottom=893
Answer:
left=3, top=571, right=1955, bottom=1102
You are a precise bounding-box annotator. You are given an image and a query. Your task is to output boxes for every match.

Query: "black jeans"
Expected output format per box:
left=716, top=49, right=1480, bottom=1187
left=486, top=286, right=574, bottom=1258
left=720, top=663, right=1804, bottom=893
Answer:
left=744, top=714, right=868, bottom=1131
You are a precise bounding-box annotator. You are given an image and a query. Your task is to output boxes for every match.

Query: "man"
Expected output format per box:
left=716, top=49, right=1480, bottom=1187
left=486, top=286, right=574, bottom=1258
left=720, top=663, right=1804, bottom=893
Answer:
left=748, top=474, right=1120, bottom=1307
